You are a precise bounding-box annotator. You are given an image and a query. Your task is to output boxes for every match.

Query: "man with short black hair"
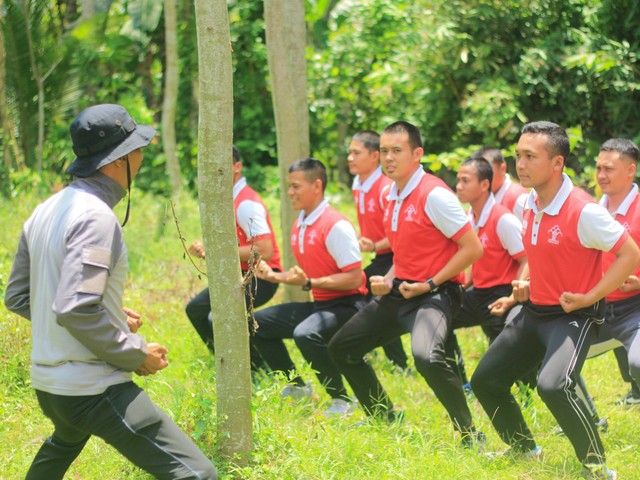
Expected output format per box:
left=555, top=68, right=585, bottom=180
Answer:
left=474, top=146, right=528, bottom=220
left=329, top=121, right=485, bottom=446
left=254, top=158, right=368, bottom=417
left=446, top=156, right=527, bottom=387
left=348, top=130, right=408, bottom=371
left=471, top=122, right=640, bottom=480
left=594, top=138, right=640, bottom=405
left=5, top=104, right=216, bottom=479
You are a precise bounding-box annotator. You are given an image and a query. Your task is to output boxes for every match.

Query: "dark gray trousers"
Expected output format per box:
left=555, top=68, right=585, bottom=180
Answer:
left=27, top=382, right=216, bottom=480
left=471, top=303, right=605, bottom=465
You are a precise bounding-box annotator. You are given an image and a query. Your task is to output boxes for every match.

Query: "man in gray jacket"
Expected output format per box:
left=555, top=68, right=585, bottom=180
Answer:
left=5, top=104, right=216, bottom=480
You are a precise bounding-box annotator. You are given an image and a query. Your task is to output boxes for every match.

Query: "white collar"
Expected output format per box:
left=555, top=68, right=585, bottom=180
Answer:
left=233, top=177, right=247, bottom=199
left=298, top=198, right=329, bottom=227
left=352, top=166, right=383, bottom=193
left=525, top=173, right=573, bottom=216
left=494, top=174, right=513, bottom=203
left=469, top=194, right=496, bottom=229
left=388, top=167, right=425, bottom=201
left=600, top=183, right=639, bottom=216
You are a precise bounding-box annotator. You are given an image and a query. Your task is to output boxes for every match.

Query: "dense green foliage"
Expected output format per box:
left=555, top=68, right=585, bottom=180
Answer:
left=2, top=0, right=640, bottom=196
left=2, top=190, right=639, bottom=479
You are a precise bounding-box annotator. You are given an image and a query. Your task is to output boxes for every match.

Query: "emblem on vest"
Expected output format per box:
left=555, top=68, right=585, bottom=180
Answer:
left=522, top=219, right=528, bottom=236
left=307, top=229, right=318, bottom=245
left=291, top=233, right=297, bottom=245
left=548, top=225, right=562, bottom=245
left=367, top=198, right=376, bottom=213
left=404, top=204, right=417, bottom=222
left=479, top=232, right=489, bottom=248
left=623, top=222, right=631, bottom=233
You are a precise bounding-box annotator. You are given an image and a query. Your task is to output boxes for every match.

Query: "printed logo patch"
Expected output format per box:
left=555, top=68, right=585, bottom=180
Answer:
left=548, top=225, right=562, bottom=245
left=307, top=229, right=318, bottom=245
left=569, top=320, right=579, bottom=328
left=404, top=204, right=417, bottom=222
left=623, top=222, right=631, bottom=233
left=479, top=232, right=489, bottom=248
left=367, top=198, right=376, bottom=213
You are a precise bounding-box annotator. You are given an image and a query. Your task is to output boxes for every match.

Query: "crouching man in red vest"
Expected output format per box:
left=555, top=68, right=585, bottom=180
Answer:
left=255, top=158, right=368, bottom=417
left=328, top=121, right=485, bottom=447
left=471, top=122, right=640, bottom=480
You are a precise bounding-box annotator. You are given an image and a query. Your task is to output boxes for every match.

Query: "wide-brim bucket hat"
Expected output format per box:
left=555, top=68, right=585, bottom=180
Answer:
left=66, top=104, right=156, bottom=178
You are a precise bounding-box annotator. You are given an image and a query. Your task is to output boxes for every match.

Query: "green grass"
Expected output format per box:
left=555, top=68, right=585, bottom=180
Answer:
left=1, top=187, right=639, bottom=479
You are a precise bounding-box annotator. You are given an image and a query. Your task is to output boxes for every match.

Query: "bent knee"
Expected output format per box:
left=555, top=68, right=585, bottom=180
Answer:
left=536, top=377, right=566, bottom=401
left=470, top=362, right=505, bottom=393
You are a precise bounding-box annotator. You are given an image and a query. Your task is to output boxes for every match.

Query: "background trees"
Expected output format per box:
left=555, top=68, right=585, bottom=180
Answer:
left=2, top=0, right=639, bottom=195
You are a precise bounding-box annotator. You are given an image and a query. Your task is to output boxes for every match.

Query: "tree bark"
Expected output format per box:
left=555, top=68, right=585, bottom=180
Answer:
left=162, top=0, right=182, bottom=195
left=22, top=0, right=44, bottom=172
left=194, top=0, right=252, bottom=463
left=0, top=0, right=10, bottom=168
left=264, top=0, right=310, bottom=302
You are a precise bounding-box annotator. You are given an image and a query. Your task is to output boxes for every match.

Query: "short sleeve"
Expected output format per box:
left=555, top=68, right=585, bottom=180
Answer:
left=496, top=213, right=525, bottom=257
left=325, top=220, right=362, bottom=270
left=578, top=203, right=626, bottom=252
left=236, top=200, right=271, bottom=239
left=424, top=186, right=471, bottom=239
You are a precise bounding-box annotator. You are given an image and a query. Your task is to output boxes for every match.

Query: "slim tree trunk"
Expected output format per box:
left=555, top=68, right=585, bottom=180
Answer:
left=194, top=0, right=252, bottom=463
left=0, top=0, right=10, bottom=167
left=22, top=0, right=43, bottom=171
left=22, top=0, right=59, bottom=173
left=264, top=0, right=310, bottom=302
left=162, top=0, right=182, bottom=194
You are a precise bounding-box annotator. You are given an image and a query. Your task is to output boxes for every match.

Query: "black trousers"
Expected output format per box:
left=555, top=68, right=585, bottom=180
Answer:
left=364, top=253, right=409, bottom=369
left=471, top=303, right=606, bottom=465
left=253, top=294, right=367, bottom=399
left=445, top=284, right=513, bottom=384
left=328, top=282, right=476, bottom=433
left=602, top=294, right=640, bottom=387
left=186, top=274, right=278, bottom=371
left=27, top=382, right=216, bottom=480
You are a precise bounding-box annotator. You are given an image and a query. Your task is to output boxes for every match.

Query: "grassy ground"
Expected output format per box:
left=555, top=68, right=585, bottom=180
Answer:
left=1, top=187, right=638, bottom=479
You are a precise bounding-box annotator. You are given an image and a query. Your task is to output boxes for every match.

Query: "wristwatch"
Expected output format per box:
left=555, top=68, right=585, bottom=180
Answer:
left=302, top=278, right=312, bottom=291
left=426, top=278, right=438, bottom=292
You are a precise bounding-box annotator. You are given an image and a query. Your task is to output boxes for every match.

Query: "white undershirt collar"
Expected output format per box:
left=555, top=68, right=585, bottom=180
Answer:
left=526, top=173, right=573, bottom=216
left=352, top=166, right=383, bottom=193
left=233, top=177, right=247, bottom=199
left=388, top=167, right=425, bottom=201
left=470, top=194, right=496, bottom=230
left=599, top=183, right=638, bottom=217
left=298, top=198, right=329, bottom=227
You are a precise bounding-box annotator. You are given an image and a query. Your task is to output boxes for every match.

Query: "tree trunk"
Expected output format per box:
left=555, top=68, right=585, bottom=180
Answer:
left=79, top=0, right=94, bottom=19
left=264, top=0, right=310, bottom=302
left=22, top=0, right=43, bottom=171
left=0, top=0, right=10, bottom=168
left=335, top=114, right=351, bottom=186
left=162, top=0, right=182, bottom=195
left=194, top=0, right=252, bottom=464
